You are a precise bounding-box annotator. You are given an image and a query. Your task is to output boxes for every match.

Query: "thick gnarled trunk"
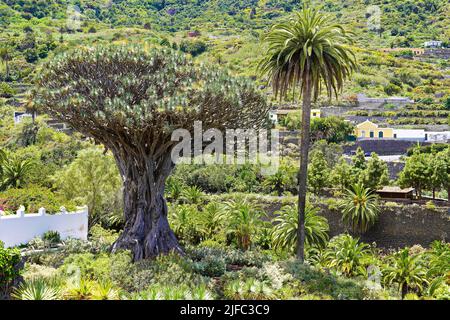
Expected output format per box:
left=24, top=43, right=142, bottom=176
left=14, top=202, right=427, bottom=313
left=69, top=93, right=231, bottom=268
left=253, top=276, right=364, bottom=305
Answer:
left=111, top=152, right=183, bottom=261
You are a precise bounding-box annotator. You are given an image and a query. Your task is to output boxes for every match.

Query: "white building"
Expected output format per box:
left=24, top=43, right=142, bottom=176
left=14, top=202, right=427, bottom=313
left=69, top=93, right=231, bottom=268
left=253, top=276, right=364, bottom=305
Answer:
left=13, top=111, right=33, bottom=124
left=424, top=40, right=443, bottom=48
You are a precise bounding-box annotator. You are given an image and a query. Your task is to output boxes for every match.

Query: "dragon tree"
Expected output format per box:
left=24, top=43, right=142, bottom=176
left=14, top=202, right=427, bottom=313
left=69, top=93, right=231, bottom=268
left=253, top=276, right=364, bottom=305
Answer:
left=33, top=45, right=269, bottom=261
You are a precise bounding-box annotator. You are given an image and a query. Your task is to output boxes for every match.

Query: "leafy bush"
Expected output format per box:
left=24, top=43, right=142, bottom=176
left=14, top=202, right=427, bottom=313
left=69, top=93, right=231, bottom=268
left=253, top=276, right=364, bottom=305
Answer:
left=0, top=82, right=16, bottom=98
left=0, top=241, right=23, bottom=298
left=281, top=260, right=365, bottom=300
left=187, top=246, right=271, bottom=268
left=179, top=40, right=207, bottom=57
left=0, top=185, right=76, bottom=213
left=42, top=231, right=61, bottom=247
left=193, top=254, right=227, bottom=277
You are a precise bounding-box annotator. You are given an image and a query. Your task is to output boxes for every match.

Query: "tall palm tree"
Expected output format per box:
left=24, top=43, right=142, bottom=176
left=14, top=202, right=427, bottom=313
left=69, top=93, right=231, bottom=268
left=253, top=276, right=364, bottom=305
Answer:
left=259, top=7, right=356, bottom=262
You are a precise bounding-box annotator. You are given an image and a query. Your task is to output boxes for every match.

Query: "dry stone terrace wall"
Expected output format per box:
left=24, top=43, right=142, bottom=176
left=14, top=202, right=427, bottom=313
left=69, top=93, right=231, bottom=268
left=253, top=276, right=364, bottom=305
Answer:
left=253, top=197, right=450, bottom=249
left=318, top=205, right=450, bottom=249
left=343, top=140, right=435, bottom=156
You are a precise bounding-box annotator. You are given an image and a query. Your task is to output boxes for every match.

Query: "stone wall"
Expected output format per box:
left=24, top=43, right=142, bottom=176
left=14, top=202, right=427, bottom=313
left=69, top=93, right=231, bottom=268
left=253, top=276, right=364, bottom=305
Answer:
left=318, top=205, right=450, bottom=249
left=386, top=162, right=405, bottom=180
left=259, top=198, right=450, bottom=249
left=343, top=140, right=434, bottom=155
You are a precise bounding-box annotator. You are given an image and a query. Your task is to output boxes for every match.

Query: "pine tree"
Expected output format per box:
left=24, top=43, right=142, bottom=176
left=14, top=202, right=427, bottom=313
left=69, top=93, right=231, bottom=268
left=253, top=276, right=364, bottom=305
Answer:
left=362, top=153, right=389, bottom=190
left=308, top=150, right=330, bottom=195
left=331, top=157, right=354, bottom=192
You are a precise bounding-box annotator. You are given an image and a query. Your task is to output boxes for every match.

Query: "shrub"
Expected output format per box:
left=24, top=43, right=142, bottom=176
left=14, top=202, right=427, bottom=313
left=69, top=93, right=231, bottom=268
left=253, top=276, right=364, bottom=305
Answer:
left=0, top=82, right=16, bottom=98
left=187, top=246, right=271, bottom=268
left=384, top=83, right=402, bottom=96
left=444, top=97, right=450, bottom=110
left=179, top=40, right=207, bottom=56
left=340, top=184, right=380, bottom=233
left=281, top=260, right=365, bottom=299
left=0, top=241, right=23, bottom=298
left=42, top=231, right=61, bottom=247
left=0, top=185, right=76, bottom=213
left=89, top=225, right=119, bottom=249
left=425, top=201, right=436, bottom=210
left=193, top=254, right=226, bottom=277
left=271, top=204, right=329, bottom=252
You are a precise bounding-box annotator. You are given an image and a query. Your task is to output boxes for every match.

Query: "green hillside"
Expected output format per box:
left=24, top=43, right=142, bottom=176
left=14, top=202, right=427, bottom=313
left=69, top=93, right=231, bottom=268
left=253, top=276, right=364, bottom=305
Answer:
left=1, top=0, right=449, bottom=46
left=1, top=0, right=449, bottom=121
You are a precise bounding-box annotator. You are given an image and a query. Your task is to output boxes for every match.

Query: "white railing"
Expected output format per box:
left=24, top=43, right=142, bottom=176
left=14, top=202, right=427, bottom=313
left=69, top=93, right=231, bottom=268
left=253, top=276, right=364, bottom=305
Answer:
left=0, top=206, right=88, bottom=248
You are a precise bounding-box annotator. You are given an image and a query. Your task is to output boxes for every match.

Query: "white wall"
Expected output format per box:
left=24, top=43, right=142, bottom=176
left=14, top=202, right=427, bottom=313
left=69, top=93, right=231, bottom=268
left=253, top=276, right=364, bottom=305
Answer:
left=393, top=129, right=426, bottom=141
left=426, top=132, right=450, bottom=142
left=0, top=207, right=88, bottom=248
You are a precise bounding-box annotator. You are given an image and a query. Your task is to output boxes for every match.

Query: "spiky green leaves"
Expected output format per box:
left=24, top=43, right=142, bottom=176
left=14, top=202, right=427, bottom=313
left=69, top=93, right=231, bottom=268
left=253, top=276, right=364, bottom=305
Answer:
left=258, top=7, right=357, bottom=101
left=271, top=204, right=329, bottom=251
left=340, top=183, right=380, bottom=233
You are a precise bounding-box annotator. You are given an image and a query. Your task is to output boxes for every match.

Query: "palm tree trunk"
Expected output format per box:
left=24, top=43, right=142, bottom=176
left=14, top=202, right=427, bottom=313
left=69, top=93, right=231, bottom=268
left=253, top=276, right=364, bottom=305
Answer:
left=401, top=282, right=408, bottom=299
left=296, top=69, right=312, bottom=263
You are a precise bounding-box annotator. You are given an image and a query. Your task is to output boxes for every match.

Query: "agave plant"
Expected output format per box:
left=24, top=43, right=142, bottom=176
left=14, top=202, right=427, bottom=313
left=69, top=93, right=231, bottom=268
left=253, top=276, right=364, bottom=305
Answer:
left=137, top=285, right=193, bottom=300
left=383, top=248, right=428, bottom=299
left=187, top=285, right=214, bottom=300
left=12, top=278, right=61, bottom=300
left=224, top=197, right=264, bottom=251
left=340, top=183, right=380, bottom=233
left=271, top=204, right=329, bottom=252
left=181, top=186, right=205, bottom=205
left=64, top=278, right=95, bottom=300
left=224, top=278, right=274, bottom=300
left=91, top=280, right=120, bottom=300
left=324, top=234, right=371, bottom=277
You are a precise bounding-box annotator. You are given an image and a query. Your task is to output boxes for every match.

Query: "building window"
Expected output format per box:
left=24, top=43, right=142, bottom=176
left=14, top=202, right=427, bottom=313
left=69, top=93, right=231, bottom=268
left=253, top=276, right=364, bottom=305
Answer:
left=394, top=134, right=397, bottom=138
left=370, top=131, right=374, bottom=138
left=378, top=131, right=384, bottom=138
left=361, top=130, right=366, bottom=138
